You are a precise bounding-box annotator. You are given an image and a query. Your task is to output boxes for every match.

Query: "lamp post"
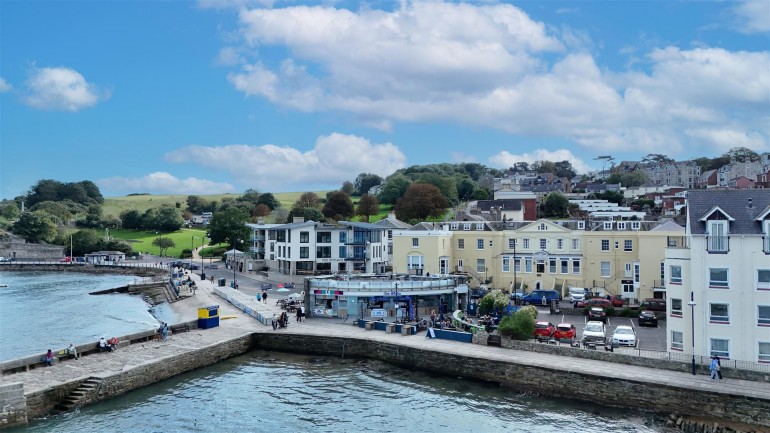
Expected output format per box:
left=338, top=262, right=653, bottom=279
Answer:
left=688, top=292, right=697, bottom=375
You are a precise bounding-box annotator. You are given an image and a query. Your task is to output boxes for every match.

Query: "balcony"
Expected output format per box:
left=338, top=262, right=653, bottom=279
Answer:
left=250, top=235, right=266, bottom=242
left=666, top=236, right=689, bottom=249
left=764, top=236, right=770, bottom=254
left=706, top=236, right=729, bottom=254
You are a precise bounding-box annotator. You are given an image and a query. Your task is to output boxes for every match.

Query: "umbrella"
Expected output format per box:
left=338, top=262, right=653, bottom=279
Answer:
left=288, top=292, right=302, bottom=299
left=276, top=288, right=291, bottom=293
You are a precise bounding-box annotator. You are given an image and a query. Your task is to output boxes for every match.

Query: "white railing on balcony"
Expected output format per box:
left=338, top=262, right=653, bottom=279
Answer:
left=706, top=235, right=729, bottom=253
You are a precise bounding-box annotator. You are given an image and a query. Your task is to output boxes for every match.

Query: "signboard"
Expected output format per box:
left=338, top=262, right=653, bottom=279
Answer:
left=371, top=308, right=387, bottom=318
left=313, top=308, right=326, bottom=316
left=313, top=289, right=344, bottom=296
left=532, top=250, right=549, bottom=263
left=383, top=291, right=400, bottom=296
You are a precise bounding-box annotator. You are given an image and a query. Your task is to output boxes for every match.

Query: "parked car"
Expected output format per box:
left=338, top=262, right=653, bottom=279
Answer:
left=581, top=321, right=606, bottom=343
left=553, top=323, right=577, bottom=341
left=533, top=321, right=556, bottom=338
left=567, top=287, right=587, bottom=303
left=260, top=283, right=273, bottom=290
left=607, top=295, right=625, bottom=308
left=521, top=290, right=560, bottom=305
left=59, top=256, right=72, bottom=263
left=0, top=256, right=12, bottom=262
left=640, top=298, right=666, bottom=312
left=611, top=325, right=637, bottom=347
left=587, top=307, right=607, bottom=322
left=638, top=310, right=659, bottom=327
left=575, top=298, right=612, bottom=309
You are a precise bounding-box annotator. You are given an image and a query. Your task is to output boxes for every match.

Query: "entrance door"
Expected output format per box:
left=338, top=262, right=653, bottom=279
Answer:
left=458, top=259, right=464, bottom=272
left=439, top=257, right=449, bottom=275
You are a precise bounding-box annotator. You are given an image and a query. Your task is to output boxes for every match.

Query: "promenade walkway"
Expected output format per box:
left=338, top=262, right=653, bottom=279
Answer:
left=3, top=271, right=769, bottom=422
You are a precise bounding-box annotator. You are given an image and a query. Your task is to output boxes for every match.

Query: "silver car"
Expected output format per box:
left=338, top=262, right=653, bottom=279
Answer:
left=581, top=321, right=606, bottom=343
left=611, top=325, right=637, bottom=347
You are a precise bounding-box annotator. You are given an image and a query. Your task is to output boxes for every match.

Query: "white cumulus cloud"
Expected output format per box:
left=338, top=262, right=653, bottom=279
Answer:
left=164, top=133, right=407, bottom=190
left=97, top=172, right=235, bottom=195
left=0, top=78, right=12, bottom=92
left=730, top=0, right=770, bottom=34
left=23, top=66, right=108, bottom=111
left=488, top=149, right=593, bottom=174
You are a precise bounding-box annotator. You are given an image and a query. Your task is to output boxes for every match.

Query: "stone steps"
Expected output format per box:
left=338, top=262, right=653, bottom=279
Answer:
left=51, top=378, right=102, bottom=414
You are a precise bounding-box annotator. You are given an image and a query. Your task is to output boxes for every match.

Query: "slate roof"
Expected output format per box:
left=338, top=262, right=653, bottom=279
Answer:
left=373, top=217, right=412, bottom=230
left=649, top=221, right=684, bottom=232
left=476, top=199, right=524, bottom=211
left=686, top=189, right=770, bottom=235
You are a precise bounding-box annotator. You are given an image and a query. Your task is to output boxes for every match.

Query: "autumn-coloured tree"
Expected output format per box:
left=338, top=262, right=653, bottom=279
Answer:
left=322, top=191, right=354, bottom=220
left=394, top=183, right=449, bottom=222
left=292, top=192, right=321, bottom=213
left=356, top=194, right=379, bottom=222
left=253, top=203, right=271, bottom=218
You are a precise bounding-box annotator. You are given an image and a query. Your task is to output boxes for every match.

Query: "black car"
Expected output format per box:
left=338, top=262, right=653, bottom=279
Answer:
left=638, top=310, right=659, bottom=327
left=588, top=307, right=607, bottom=323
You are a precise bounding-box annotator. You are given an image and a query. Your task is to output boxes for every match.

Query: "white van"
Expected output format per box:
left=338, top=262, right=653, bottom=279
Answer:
left=568, top=287, right=586, bottom=303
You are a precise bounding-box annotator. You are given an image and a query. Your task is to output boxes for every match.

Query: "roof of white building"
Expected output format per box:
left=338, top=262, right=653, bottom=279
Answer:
left=686, top=189, right=770, bottom=235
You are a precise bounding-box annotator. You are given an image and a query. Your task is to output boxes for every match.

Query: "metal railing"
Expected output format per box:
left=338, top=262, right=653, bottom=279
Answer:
left=666, top=236, right=689, bottom=249
left=706, top=235, right=729, bottom=253
left=614, top=347, right=770, bottom=373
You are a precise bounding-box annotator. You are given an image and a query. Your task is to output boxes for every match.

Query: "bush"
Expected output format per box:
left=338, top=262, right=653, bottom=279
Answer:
left=605, top=306, right=615, bottom=316
left=498, top=310, right=535, bottom=340
left=179, top=248, right=192, bottom=259
left=618, top=307, right=635, bottom=317
left=519, top=305, right=538, bottom=321
left=478, top=289, right=509, bottom=315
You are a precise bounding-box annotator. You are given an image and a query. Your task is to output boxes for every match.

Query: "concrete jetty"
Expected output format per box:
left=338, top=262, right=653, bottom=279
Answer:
left=1, top=273, right=769, bottom=431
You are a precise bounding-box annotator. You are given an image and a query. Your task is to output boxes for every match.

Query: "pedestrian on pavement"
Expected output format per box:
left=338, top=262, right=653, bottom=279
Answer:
left=44, top=349, right=54, bottom=366
left=716, top=356, right=724, bottom=381
left=296, top=306, right=302, bottom=322
left=708, top=356, right=720, bottom=381
left=271, top=314, right=278, bottom=330
left=262, top=292, right=267, bottom=304
left=257, top=293, right=262, bottom=302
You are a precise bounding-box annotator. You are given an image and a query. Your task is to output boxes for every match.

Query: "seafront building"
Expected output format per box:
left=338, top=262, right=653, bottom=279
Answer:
left=665, top=189, right=770, bottom=364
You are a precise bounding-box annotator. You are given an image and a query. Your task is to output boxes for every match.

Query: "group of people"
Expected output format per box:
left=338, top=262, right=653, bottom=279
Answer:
left=272, top=312, right=290, bottom=330
left=709, top=356, right=724, bottom=382
left=157, top=322, right=169, bottom=341
left=99, top=336, right=120, bottom=352
left=256, top=292, right=268, bottom=303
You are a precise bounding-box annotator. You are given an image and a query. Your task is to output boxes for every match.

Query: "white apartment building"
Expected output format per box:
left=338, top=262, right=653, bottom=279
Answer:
left=665, top=190, right=770, bottom=364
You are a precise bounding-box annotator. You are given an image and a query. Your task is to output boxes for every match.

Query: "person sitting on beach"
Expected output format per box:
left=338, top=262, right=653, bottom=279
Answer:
left=108, top=337, right=120, bottom=350
left=44, top=349, right=54, bottom=366
left=67, top=344, right=80, bottom=360
left=99, top=337, right=110, bottom=352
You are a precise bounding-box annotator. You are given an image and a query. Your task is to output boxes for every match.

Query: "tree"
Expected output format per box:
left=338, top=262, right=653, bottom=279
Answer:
left=378, top=174, right=412, bottom=204
left=120, top=209, right=142, bottom=230
left=341, top=181, right=355, bottom=196
left=186, top=195, right=217, bottom=214
left=207, top=206, right=250, bottom=248
left=354, top=173, right=383, bottom=196
left=0, top=202, right=21, bottom=219
left=237, top=188, right=261, bottom=204
left=322, top=191, right=355, bottom=220
left=71, top=229, right=101, bottom=256
left=726, top=146, right=760, bottom=163
left=554, top=160, right=577, bottom=179
left=155, top=205, right=185, bottom=231
left=417, top=173, right=458, bottom=204
left=641, top=153, right=674, bottom=164
left=456, top=178, right=476, bottom=201
left=511, top=162, right=530, bottom=172
left=11, top=211, right=57, bottom=243
left=256, top=193, right=280, bottom=210
left=394, top=183, right=449, bottom=221
left=595, top=190, right=625, bottom=205
left=253, top=204, right=271, bottom=218
left=532, top=160, right=556, bottom=174
left=540, top=192, right=569, bottom=218
left=29, top=201, right=72, bottom=223
left=84, top=204, right=103, bottom=228
left=594, top=155, right=616, bottom=171
left=293, top=192, right=321, bottom=211
left=356, top=194, right=379, bottom=222
left=152, top=236, right=176, bottom=257
left=607, top=171, right=648, bottom=187
left=270, top=206, right=289, bottom=224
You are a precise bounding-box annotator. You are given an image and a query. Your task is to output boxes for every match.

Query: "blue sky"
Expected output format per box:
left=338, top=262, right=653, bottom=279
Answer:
left=1, top=0, right=768, bottom=199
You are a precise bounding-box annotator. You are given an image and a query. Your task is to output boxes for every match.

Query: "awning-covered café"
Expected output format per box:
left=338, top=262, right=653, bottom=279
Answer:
left=305, top=275, right=467, bottom=321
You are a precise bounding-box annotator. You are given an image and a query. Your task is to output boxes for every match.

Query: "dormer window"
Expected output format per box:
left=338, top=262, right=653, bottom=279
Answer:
left=578, top=221, right=585, bottom=230
left=463, top=223, right=471, bottom=231
left=631, top=221, right=640, bottom=230
left=700, top=206, right=734, bottom=254
left=539, top=223, right=547, bottom=231
left=617, top=222, right=626, bottom=230
left=476, top=223, right=484, bottom=231
left=450, top=223, right=458, bottom=230
left=603, top=222, right=613, bottom=230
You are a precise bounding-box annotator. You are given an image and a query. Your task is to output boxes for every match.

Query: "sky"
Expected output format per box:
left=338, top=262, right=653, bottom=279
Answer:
left=1, top=0, right=769, bottom=199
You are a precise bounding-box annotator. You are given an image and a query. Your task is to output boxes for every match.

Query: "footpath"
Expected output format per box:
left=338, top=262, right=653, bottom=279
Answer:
left=2, top=271, right=769, bottom=431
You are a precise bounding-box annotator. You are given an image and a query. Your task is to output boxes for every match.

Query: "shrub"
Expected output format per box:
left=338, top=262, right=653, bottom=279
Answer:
left=519, top=305, right=538, bottom=321
left=179, top=248, right=192, bottom=259
left=498, top=310, right=535, bottom=340
left=605, top=306, right=615, bottom=316
left=478, top=289, right=509, bottom=315
left=619, top=307, right=635, bottom=317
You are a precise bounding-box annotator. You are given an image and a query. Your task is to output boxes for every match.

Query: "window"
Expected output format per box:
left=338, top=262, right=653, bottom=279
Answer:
left=476, top=223, right=484, bottom=231
left=316, top=246, right=331, bottom=258
left=523, top=238, right=530, bottom=249
left=561, top=259, right=569, bottom=274
left=603, top=222, right=613, bottom=230
left=578, top=221, right=585, bottom=230
left=760, top=342, right=770, bottom=363
left=758, top=269, right=770, bottom=290
left=670, top=265, right=682, bottom=284
left=476, top=259, right=485, bottom=273
left=502, top=258, right=510, bottom=272
left=300, top=231, right=309, bottom=243
left=276, top=230, right=286, bottom=242
left=572, top=259, right=581, bottom=274
left=631, top=221, right=640, bottom=230
left=412, top=238, right=419, bottom=247
left=709, top=268, right=729, bottom=288
left=549, top=258, right=557, bottom=273
left=601, top=261, right=611, bottom=278
left=617, top=222, right=626, bottom=230
left=709, top=303, right=729, bottom=323
left=540, top=239, right=547, bottom=250
left=710, top=339, right=729, bottom=358
left=450, top=222, right=458, bottom=230
left=601, top=240, right=610, bottom=251
left=463, top=223, right=471, bottom=231
left=671, top=298, right=682, bottom=316
left=300, top=247, right=309, bottom=259
left=557, top=239, right=564, bottom=250
left=407, top=255, right=424, bottom=275
left=317, top=232, right=331, bottom=243
left=615, top=241, right=619, bottom=249
left=759, top=306, right=770, bottom=326
left=514, top=258, right=521, bottom=272
left=489, top=240, right=493, bottom=247
left=525, top=257, right=532, bottom=273
left=671, top=331, right=683, bottom=351
left=458, top=239, right=465, bottom=249
left=707, top=220, right=729, bottom=252
left=539, top=223, right=547, bottom=230
left=572, top=239, right=579, bottom=250
left=660, top=262, right=665, bottom=283
left=508, top=238, right=516, bottom=250
left=339, top=246, right=347, bottom=258
left=624, top=240, right=632, bottom=251
left=339, top=232, right=346, bottom=243
left=477, top=239, right=484, bottom=250
left=624, top=263, right=632, bottom=278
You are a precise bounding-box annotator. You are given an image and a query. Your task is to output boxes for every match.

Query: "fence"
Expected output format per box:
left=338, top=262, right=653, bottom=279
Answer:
left=616, top=347, right=770, bottom=374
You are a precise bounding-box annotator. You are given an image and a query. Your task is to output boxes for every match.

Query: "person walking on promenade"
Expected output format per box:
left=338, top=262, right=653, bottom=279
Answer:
left=716, top=356, right=724, bottom=381
left=272, top=314, right=278, bottom=330
left=296, top=306, right=302, bottom=322
left=708, top=356, right=720, bottom=381
left=262, top=292, right=268, bottom=304
left=257, top=293, right=262, bottom=302
left=159, top=322, right=169, bottom=341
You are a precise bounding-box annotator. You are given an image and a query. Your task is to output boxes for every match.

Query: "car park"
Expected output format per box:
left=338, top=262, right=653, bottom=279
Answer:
left=638, top=311, right=659, bottom=327
left=533, top=321, right=556, bottom=339
left=611, top=325, right=637, bottom=347
left=581, top=321, right=606, bottom=344
left=587, top=307, right=607, bottom=322
left=521, top=290, right=560, bottom=305
left=553, top=323, right=576, bottom=341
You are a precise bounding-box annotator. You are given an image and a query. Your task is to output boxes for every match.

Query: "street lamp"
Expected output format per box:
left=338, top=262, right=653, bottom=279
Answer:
left=688, top=292, right=697, bottom=376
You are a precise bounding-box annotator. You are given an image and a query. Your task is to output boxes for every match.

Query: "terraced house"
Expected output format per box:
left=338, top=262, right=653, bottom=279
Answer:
left=392, top=218, right=683, bottom=303
left=665, top=189, right=770, bottom=364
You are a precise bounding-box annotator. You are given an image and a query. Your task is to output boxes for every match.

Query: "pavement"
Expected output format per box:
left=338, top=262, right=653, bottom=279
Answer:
left=4, top=270, right=770, bottom=406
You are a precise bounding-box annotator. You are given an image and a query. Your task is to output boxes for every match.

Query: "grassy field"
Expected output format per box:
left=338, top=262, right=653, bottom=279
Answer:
left=109, top=228, right=209, bottom=258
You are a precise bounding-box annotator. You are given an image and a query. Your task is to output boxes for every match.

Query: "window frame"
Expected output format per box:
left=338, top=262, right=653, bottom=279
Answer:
left=759, top=342, right=770, bottom=363
left=300, top=246, right=309, bottom=259
left=670, top=265, right=682, bottom=285
left=624, top=239, right=633, bottom=252
left=758, top=269, right=770, bottom=290
left=412, top=238, right=419, bottom=247
left=572, top=259, right=581, bottom=274
left=477, top=239, right=484, bottom=250
left=457, top=238, right=464, bottom=249
left=759, top=305, right=770, bottom=327
left=671, top=298, right=683, bottom=317
left=710, top=338, right=730, bottom=359
left=709, top=303, right=730, bottom=324
left=299, top=231, right=310, bottom=243
left=549, top=258, right=557, bottom=274
left=671, top=331, right=684, bottom=351
left=709, top=268, right=729, bottom=289
left=601, top=239, right=610, bottom=252
left=539, top=238, right=547, bottom=250
left=476, top=258, right=485, bottom=273
left=600, top=261, right=611, bottom=278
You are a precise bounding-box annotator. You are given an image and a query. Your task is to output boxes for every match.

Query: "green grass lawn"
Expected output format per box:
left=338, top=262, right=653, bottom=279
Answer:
left=109, top=228, right=209, bottom=258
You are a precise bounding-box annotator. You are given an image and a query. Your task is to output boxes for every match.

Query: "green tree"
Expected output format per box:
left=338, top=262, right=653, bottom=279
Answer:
left=207, top=206, right=250, bottom=248
left=186, top=195, right=217, bottom=214
left=84, top=204, right=103, bottom=228
left=554, top=160, right=577, bottom=179
left=341, top=181, right=355, bottom=196
left=154, top=205, right=184, bottom=231
left=417, top=173, right=458, bottom=204
left=292, top=192, right=321, bottom=212
left=478, top=290, right=509, bottom=315
left=323, top=191, right=355, bottom=220
left=29, top=201, right=72, bottom=223
left=607, top=171, right=648, bottom=187
left=541, top=192, right=569, bottom=218
left=497, top=309, right=536, bottom=340
left=256, top=193, right=280, bottom=210
left=532, top=160, right=556, bottom=174
left=641, top=153, right=674, bottom=164
left=595, top=190, right=625, bottom=205
left=71, top=229, right=101, bottom=256
left=726, top=146, right=760, bottom=163
left=119, top=209, right=143, bottom=230
left=11, top=211, right=57, bottom=243
left=356, top=194, right=379, bottom=222
left=378, top=174, right=412, bottom=205
left=394, top=183, right=449, bottom=222
left=456, top=178, right=476, bottom=201
left=238, top=188, right=261, bottom=204
left=354, top=173, right=383, bottom=196
left=0, top=202, right=21, bottom=219
left=152, top=236, right=176, bottom=257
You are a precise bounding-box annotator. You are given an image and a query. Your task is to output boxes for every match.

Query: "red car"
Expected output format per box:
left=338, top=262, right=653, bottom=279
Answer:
left=59, top=256, right=72, bottom=263
left=553, top=323, right=577, bottom=341
left=575, top=298, right=612, bottom=309
left=533, top=321, right=556, bottom=338
left=607, top=295, right=625, bottom=308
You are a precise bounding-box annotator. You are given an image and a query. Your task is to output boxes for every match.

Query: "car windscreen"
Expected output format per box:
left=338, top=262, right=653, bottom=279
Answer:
left=584, top=323, right=603, bottom=332
left=615, top=328, right=633, bottom=334
left=557, top=325, right=571, bottom=331
left=535, top=323, right=549, bottom=328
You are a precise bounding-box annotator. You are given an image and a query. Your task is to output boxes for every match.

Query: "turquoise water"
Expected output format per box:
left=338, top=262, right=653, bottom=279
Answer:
left=0, top=271, right=176, bottom=361
left=11, top=351, right=667, bottom=432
